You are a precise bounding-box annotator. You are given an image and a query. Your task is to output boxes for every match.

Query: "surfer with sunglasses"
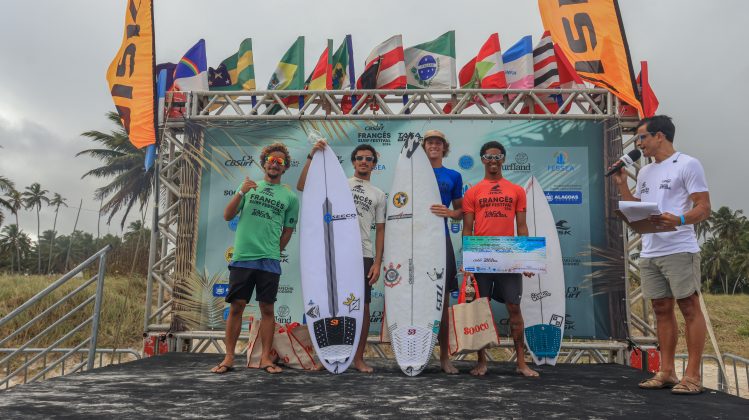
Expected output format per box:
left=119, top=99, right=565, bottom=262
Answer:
left=298, top=142, right=386, bottom=373
left=212, top=142, right=299, bottom=375
left=462, top=141, right=538, bottom=377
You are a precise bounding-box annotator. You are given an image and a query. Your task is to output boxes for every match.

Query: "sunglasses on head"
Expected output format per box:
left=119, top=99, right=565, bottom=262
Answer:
left=354, top=155, right=375, bottom=162
left=265, top=156, right=286, bottom=166
left=481, top=153, right=504, bottom=161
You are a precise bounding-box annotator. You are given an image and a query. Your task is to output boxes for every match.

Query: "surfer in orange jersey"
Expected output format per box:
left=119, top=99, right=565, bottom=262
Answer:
left=212, top=142, right=299, bottom=375
left=298, top=141, right=386, bottom=373
left=422, top=129, right=463, bottom=375
left=462, top=141, right=538, bottom=377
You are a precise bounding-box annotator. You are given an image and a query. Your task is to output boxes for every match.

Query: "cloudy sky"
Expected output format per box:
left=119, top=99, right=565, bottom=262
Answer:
left=0, top=0, right=746, bottom=239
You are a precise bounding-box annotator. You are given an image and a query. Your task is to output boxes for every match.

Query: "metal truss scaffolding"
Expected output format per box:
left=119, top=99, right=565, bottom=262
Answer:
left=146, top=88, right=651, bottom=357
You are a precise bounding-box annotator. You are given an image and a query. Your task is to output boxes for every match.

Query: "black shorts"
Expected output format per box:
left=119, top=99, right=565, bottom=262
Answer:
left=363, top=258, right=374, bottom=304
left=445, top=236, right=458, bottom=292
left=474, top=273, right=523, bottom=305
left=226, top=266, right=280, bottom=304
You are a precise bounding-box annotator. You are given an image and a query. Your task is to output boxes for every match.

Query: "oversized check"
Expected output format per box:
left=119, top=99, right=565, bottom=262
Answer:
left=462, top=236, right=547, bottom=273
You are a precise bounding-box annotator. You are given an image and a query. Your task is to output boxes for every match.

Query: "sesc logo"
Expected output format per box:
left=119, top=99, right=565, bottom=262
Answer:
left=556, top=220, right=572, bottom=236
left=547, top=151, right=576, bottom=172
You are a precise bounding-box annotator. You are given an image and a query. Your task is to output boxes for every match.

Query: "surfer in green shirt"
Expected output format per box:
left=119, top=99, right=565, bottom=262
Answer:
left=211, top=142, right=299, bottom=375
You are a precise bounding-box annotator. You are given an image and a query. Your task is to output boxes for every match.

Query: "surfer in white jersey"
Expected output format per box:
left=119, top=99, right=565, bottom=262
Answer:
left=612, top=115, right=711, bottom=395
left=422, top=129, right=463, bottom=375
left=298, top=141, right=386, bottom=373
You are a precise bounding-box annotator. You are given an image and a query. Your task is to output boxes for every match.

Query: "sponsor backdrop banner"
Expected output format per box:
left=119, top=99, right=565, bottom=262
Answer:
left=194, top=119, right=616, bottom=339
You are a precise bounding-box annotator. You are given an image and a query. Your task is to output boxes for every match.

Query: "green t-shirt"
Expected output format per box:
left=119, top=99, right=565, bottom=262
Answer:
left=233, top=181, right=299, bottom=261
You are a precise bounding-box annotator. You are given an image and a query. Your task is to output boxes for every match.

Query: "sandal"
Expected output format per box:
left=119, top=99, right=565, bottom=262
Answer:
left=638, top=371, right=678, bottom=389
left=260, top=364, right=282, bottom=374
left=671, top=376, right=703, bottom=395
left=211, top=364, right=235, bottom=374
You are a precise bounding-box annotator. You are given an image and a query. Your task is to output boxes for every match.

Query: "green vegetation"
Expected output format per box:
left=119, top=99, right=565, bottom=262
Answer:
left=0, top=274, right=146, bottom=351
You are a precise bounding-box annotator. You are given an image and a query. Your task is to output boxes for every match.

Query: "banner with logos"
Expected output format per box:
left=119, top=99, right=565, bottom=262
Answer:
left=194, top=119, right=621, bottom=339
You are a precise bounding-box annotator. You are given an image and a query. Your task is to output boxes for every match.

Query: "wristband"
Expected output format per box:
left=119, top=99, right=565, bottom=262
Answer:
left=237, top=190, right=245, bottom=197
left=679, top=214, right=685, bottom=226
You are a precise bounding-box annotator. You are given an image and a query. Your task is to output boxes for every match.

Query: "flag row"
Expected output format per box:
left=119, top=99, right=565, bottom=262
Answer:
left=161, top=31, right=655, bottom=116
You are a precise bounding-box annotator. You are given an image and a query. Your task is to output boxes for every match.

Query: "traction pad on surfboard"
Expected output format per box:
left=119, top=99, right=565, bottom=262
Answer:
left=524, top=324, right=562, bottom=358
left=313, top=316, right=356, bottom=349
left=390, top=325, right=435, bottom=375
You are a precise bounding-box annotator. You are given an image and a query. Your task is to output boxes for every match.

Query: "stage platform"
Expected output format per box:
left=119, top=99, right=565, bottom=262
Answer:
left=0, top=353, right=745, bottom=418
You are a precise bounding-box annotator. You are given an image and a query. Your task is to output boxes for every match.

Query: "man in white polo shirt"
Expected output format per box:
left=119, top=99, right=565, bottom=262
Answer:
left=612, top=115, right=711, bottom=395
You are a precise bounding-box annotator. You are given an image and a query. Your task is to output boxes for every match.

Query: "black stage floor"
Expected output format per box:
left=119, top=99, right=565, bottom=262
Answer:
left=0, top=353, right=746, bottom=419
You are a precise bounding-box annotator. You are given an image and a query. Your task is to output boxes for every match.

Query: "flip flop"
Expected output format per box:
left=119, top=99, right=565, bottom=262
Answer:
left=260, top=364, right=282, bottom=374
left=211, top=364, right=234, bottom=374
left=516, top=368, right=540, bottom=378
left=638, top=371, right=678, bottom=389
left=671, top=376, right=703, bottom=395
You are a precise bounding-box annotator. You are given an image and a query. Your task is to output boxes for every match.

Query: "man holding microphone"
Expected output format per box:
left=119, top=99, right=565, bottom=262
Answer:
left=612, top=115, right=711, bottom=394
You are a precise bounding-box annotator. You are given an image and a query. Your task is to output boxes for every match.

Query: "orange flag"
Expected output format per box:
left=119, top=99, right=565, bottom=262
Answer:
left=538, top=0, right=642, bottom=116
left=106, top=0, right=156, bottom=149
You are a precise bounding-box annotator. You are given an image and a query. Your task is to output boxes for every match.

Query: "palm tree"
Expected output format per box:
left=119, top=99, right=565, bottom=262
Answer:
left=0, top=175, right=15, bottom=227
left=22, top=182, right=50, bottom=273
left=46, top=193, right=68, bottom=273
left=77, top=111, right=153, bottom=228
left=709, top=207, right=746, bottom=244
left=0, top=224, right=32, bottom=273
left=701, top=237, right=731, bottom=293
left=3, top=189, right=24, bottom=272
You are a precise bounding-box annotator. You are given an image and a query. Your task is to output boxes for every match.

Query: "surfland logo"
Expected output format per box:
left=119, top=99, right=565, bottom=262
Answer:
left=503, top=152, right=531, bottom=172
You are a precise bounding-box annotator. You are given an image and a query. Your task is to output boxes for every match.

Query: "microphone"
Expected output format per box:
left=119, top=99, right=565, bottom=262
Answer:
left=605, top=149, right=641, bottom=177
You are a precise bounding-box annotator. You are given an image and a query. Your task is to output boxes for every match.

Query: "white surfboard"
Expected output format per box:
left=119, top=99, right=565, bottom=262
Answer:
left=300, top=145, right=364, bottom=374
left=520, top=176, right=565, bottom=366
left=383, top=137, right=446, bottom=376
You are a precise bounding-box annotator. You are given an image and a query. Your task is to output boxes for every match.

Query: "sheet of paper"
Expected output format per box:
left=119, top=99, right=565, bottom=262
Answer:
left=618, top=201, right=660, bottom=222
left=463, top=236, right=547, bottom=274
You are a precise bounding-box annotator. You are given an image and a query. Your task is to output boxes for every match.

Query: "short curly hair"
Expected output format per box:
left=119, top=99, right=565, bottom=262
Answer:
left=260, top=142, right=291, bottom=168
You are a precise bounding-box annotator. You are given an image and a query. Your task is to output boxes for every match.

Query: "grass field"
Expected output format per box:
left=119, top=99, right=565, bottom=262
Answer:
left=0, top=274, right=146, bottom=352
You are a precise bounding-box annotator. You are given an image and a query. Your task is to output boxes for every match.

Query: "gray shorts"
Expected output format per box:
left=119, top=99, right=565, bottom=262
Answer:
left=640, top=252, right=701, bottom=300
